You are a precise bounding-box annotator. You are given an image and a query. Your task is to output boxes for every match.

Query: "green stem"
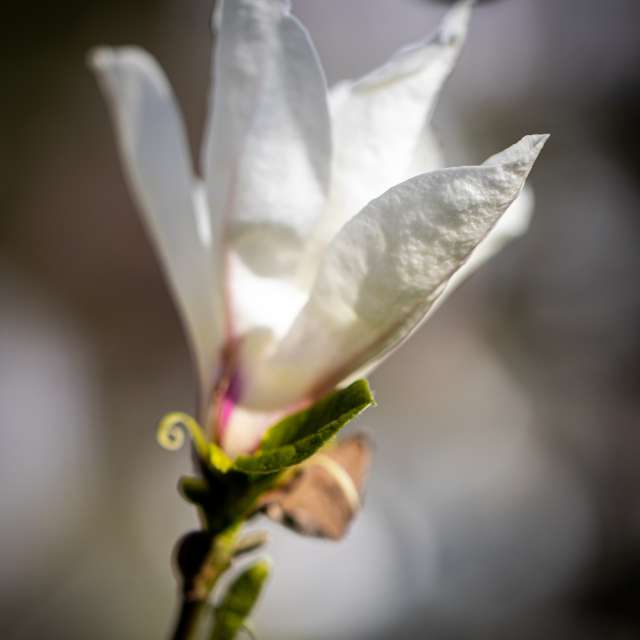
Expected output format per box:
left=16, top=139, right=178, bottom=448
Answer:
left=168, top=526, right=241, bottom=640
left=171, top=600, right=208, bottom=640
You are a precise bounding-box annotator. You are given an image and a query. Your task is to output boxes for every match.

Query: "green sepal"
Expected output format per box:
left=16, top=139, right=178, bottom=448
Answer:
left=187, top=465, right=280, bottom=536
left=210, top=443, right=233, bottom=473
left=210, top=560, right=270, bottom=640
left=233, top=380, right=374, bottom=474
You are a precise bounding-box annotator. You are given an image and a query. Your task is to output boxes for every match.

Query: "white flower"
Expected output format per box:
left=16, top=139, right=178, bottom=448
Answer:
left=90, top=0, right=547, bottom=455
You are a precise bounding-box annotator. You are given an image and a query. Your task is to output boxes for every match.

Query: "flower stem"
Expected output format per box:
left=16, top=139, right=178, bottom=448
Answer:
left=171, top=600, right=208, bottom=640
left=169, top=526, right=240, bottom=640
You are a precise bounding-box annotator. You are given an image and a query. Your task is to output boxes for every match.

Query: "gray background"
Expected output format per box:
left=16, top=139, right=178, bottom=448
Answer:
left=2, top=1, right=640, bottom=638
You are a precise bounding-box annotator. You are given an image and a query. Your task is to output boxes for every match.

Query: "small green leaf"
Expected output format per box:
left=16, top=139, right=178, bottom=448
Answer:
left=233, top=380, right=374, bottom=474
left=178, top=476, right=210, bottom=507
left=211, top=560, right=270, bottom=640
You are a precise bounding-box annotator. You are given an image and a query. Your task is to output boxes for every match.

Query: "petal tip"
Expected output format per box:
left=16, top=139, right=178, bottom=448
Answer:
left=87, top=46, right=113, bottom=71
left=521, top=133, right=551, bottom=161
left=484, top=134, right=550, bottom=171
left=438, top=0, right=474, bottom=47
left=527, top=132, right=551, bottom=146
left=87, top=46, right=157, bottom=74
left=87, top=46, right=169, bottom=99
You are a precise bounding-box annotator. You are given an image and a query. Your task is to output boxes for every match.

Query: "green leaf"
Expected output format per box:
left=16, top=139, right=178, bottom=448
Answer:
left=211, top=560, right=270, bottom=640
left=178, top=476, right=210, bottom=507
left=233, top=380, right=374, bottom=475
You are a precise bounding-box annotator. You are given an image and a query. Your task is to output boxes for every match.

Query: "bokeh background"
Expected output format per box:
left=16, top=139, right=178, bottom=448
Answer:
left=2, top=0, right=640, bottom=638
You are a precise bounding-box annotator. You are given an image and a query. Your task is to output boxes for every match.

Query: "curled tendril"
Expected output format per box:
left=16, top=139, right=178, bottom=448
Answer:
left=157, top=412, right=208, bottom=459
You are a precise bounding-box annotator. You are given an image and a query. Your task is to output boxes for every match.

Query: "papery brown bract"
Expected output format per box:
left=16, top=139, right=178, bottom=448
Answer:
left=258, top=434, right=372, bottom=540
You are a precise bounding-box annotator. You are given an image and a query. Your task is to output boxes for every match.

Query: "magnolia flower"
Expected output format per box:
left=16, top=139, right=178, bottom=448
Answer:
left=91, top=0, right=547, bottom=456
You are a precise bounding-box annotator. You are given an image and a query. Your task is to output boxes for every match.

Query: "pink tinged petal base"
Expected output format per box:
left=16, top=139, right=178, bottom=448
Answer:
left=208, top=363, right=294, bottom=457
left=239, top=135, right=549, bottom=411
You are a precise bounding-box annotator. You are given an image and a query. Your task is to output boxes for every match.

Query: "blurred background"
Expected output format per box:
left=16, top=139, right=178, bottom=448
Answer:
left=2, top=0, right=640, bottom=638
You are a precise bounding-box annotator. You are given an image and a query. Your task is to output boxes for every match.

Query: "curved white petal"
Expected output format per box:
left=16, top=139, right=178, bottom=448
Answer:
left=90, top=47, right=223, bottom=405
left=439, top=185, right=534, bottom=301
left=241, top=135, right=548, bottom=409
left=350, top=185, right=535, bottom=383
left=202, top=0, right=332, bottom=286
left=315, top=0, right=472, bottom=249
left=346, top=185, right=534, bottom=382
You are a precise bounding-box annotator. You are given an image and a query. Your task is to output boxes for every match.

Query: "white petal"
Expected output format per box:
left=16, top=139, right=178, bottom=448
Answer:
left=227, top=250, right=308, bottom=340
left=351, top=186, right=535, bottom=383
left=221, top=405, right=285, bottom=458
left=316, top=0, right=472, bottom=248
left=202, top=0, right=331, bottom=282
left=90, top=47, right=223, bottom=405
left=439, top=185, right=534, bottom=302
left=241, top=135, right=548, bottom=409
